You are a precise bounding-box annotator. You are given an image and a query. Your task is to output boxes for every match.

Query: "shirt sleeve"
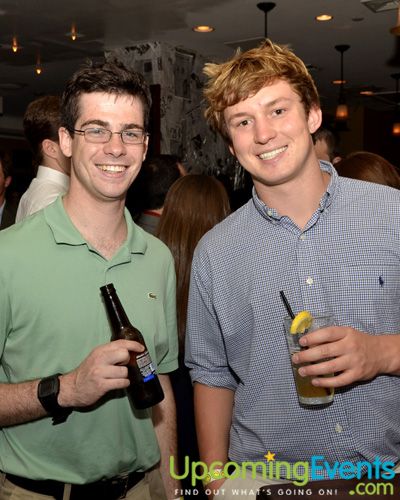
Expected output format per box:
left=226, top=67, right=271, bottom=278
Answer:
left=156, top=253, right=179, bottom=374
left=185, top=245, right=238, bottom=390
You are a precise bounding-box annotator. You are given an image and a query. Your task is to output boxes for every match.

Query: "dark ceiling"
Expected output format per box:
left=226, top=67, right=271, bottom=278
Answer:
left=0, top=0, right=399, bottom=130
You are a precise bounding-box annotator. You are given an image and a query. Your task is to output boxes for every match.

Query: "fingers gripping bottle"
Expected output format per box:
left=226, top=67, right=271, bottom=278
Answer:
left=100, top=283, right=164, bottom=409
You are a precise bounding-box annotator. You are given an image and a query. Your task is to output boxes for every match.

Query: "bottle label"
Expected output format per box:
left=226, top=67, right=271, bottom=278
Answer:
left=136, top=351, right=156, bottom=382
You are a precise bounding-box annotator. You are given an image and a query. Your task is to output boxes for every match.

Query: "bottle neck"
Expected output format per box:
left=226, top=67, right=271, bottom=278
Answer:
left=100, top=284, right=133, bottom=332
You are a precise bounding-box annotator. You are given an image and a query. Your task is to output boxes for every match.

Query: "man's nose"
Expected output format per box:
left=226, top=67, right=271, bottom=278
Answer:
left=254, top=119, right=277, bottom=144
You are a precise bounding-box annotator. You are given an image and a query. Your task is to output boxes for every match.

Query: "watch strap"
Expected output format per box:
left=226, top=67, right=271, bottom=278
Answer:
left=37, top=373, right=72, bottom=425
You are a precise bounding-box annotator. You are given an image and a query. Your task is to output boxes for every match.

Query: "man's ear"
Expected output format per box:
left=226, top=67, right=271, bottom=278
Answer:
left=228, top=143, right=236, bottom=157
left=58, top=127, right=73, bottom=158
left=4, top=176, right=11, bottom=189
left=42, top=139, right=58, bottom=160
left=142, top=135, right=149, bottom=162
left=307, top=106, right=322, bottom=134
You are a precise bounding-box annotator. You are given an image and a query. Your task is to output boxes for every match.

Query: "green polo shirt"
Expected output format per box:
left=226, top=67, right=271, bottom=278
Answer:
left=0, top=197, right=178, bottom=483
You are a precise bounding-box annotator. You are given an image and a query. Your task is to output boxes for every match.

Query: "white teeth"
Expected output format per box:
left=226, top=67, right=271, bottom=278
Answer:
left=97, top=165, right=126, bottom=172
left=258, top=146, right=287, bottom=160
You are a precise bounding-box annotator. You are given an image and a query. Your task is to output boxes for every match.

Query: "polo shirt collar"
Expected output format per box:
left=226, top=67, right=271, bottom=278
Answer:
left=253, top=161, right=338, bottom=222
left=44, top=196, right=147, bottom=256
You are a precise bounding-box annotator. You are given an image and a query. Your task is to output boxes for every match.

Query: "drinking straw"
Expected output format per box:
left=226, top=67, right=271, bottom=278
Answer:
left=279, top=290, right=295, bottom=319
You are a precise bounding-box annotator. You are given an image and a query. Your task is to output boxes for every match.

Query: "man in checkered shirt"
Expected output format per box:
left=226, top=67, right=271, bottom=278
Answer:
left=185, top=39, right=400, bottom=499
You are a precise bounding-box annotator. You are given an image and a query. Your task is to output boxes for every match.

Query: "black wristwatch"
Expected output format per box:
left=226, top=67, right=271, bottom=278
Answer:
left=37, top=373, right=72, bottom=425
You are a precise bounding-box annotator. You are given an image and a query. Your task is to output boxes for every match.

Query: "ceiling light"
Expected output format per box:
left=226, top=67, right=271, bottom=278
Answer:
left=192, top=25, right=214, bottom=33
left=332, top=79, right=346, bottom=85
left=66, top=23, right=84, bottom=40
left=315, top=14, right=333, bottom=21
left=334, top=44, right=350, bottom=122
left=71, top=23, right=77, bottom=41
left=360, top=90, right=374, bottom=95
left=35, top=54, right=42, bottom=75
left=11, top=36, right=18, bottom=53
left=257, top=2, right=276, bottom=38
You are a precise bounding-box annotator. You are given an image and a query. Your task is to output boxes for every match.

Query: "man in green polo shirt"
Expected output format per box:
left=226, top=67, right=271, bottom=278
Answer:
left=0, top=60, right=180, bottom=500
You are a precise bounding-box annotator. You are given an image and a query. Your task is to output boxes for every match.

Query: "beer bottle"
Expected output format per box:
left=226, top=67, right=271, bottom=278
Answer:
left=100, top=283, right=164, bottom=409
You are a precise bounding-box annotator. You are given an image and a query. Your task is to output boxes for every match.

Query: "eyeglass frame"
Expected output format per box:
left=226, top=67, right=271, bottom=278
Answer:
left=69, top=127, right=149, bottom=145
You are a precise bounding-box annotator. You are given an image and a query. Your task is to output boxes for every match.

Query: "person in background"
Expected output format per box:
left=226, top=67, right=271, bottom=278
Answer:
left=335, top=150, right=400, bottom=189
left=313, top=127, right=341, bottom=164
left=127, top=154, right=184, bottom=235
left=185, top=39, right=400, bottom=499
left=0, top=151, right=18, bottom=229
left=156, top=174, right=231, bottom=499
left=16, top=95, right=71, bottom=222
left=0, top=59, right=180, bottom=500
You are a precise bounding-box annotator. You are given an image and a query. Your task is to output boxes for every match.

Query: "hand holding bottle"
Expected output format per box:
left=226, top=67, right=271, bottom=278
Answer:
left=100, top=283, right=165, bottom=409
left=57, top=339, right=145, bottom=408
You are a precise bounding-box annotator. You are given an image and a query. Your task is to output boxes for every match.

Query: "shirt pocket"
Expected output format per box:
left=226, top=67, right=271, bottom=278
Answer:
left=335, top=264, right=400, bottom=334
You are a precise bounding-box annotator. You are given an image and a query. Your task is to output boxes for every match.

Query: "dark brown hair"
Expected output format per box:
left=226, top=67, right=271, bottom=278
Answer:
left=313, top=127, right=338, bottom=162
left=61, top=59, right=152, bottom=133
left=0, top=150, right=12, bottom=178
left=23, top=95, right=62, bottom=167
left=156, top=175, right=231, bottom=352
left=336, top=151, right=400, bottom=189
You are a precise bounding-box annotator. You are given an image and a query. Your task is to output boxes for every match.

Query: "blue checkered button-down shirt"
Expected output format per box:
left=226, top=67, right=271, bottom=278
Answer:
left=185, top=163, right=400, bottom=474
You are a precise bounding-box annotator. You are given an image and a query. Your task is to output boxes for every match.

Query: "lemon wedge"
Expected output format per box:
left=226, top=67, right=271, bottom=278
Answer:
left=290, top=311, right=313, bottom=334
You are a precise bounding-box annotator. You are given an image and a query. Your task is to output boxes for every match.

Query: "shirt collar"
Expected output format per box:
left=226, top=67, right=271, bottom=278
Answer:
left=36, top=165, right=70, bottom=189
left=43, top=196, right=147, bottom=257
left=253, top=161, right=338, bottom=222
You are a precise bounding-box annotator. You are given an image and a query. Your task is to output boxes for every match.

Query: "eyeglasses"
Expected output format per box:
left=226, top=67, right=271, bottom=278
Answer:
left=71, top=127, right=149, bottom=145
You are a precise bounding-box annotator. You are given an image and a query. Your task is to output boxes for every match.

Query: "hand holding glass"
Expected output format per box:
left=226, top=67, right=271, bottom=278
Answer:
left=284, top=315, right=335, bottom=406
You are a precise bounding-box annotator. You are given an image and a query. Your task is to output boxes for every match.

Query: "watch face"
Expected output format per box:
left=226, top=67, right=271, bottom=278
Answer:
left=38, top=374, right=61, bottom=414
left=37, top=374, right=71, bottom=424
left=39, top=376, right=59, bottom=398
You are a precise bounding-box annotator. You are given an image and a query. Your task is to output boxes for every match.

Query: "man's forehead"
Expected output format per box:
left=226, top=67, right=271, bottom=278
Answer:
left=76, top=92, right=144, bottom=124
left=78, top=91, right=141, bottom=107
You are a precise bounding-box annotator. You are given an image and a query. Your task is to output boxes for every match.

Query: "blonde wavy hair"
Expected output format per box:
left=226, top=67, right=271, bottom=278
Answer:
left=203, top=39, right=320, bottom=143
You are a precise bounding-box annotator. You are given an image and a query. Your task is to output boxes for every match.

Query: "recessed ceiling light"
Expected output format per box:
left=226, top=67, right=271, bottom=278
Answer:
left=332, top=79, right=346, bottom=85
left=11, top=36, right=18, bottom=53
left=315, top=14, right=333, bottom=21
left=360, top=90, right=374, bottom=95
left=66, top=23, right=84, bottom=40
left=192, top=25, right=215, bottom=33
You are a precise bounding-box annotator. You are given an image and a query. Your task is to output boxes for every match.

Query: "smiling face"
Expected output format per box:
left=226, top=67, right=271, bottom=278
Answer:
left=224, top=80, right=321, bottom=201
left=60, top=92, right=148, bottom=206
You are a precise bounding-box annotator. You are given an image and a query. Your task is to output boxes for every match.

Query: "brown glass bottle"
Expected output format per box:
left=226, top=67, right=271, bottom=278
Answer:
left=100, top=283, right=164, bottom=409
